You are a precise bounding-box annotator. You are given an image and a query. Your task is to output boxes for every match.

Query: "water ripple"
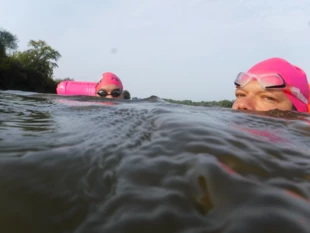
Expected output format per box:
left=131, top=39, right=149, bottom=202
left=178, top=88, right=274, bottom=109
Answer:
left=1, top=91, right=310, bottom=233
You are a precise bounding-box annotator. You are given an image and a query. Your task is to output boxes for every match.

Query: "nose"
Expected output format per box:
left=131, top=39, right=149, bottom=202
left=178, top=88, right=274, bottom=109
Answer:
left=232, top=98, right=255, bottom=111
left=105, top=95, right=113, bottom=99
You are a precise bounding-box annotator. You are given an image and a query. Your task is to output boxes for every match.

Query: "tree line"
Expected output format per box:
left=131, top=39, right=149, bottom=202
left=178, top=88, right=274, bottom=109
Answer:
left=0, top=28, right=63, bottom=93
left=0, top=28, right=234, bottom=106
left=163, top=98, right=234, bottom=108
left=0, top=28, right=132, bottom=98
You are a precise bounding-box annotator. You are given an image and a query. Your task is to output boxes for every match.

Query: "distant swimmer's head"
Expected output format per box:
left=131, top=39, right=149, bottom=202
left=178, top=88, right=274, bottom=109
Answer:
left=95, top=72, right=124, bottom=99
left=232, top=57, right=309, bottom=112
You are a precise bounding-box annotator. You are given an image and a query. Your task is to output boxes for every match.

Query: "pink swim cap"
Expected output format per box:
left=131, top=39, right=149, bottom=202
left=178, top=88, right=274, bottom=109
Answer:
left=247, top=57, right=309, bottom=112
left=96, top=72, right=123, bottom=90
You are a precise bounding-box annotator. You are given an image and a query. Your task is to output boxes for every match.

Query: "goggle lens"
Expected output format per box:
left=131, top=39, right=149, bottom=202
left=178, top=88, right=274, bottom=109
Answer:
left=235, top=72, right=286, bottom=89
left=97, top=89, right=122, bottom=97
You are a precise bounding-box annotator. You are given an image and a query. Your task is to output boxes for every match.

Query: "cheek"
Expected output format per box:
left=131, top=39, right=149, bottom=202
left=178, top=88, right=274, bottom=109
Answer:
left=254, top=98, right=287, bottom=111
left=281, top=94, right=294, bottom=109
left=279, top=101, right=293, bottom=111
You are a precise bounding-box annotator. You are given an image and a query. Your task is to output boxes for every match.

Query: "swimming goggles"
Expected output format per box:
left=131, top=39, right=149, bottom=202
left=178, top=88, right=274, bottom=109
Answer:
left=234, top=72, right=308, bottom=104
left=97, top=88, right=122, bottom=97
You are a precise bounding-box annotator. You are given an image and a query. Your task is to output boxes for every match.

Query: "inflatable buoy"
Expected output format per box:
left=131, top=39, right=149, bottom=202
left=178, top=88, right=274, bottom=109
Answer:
left=56, top=81, right=97, bottom=96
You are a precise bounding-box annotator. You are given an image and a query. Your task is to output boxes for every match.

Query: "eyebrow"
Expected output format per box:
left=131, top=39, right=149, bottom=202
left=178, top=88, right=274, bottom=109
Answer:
left=235, top=88, right=283, bottom=96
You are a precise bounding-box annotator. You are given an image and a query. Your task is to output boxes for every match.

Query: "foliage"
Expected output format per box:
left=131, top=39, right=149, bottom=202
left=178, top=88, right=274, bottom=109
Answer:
left=123, top=90, right=131, bottom=99
left=0, top=28, right=18, bottom=57
left=0, top=28, right=65, bottom=93
left=163, top=98, right=234, bottom=108
left=13, top=40, right=61, bottom=79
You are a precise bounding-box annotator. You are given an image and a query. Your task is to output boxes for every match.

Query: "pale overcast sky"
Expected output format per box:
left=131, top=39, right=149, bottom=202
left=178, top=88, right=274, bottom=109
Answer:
left=1, top=0, right=310, bottom=101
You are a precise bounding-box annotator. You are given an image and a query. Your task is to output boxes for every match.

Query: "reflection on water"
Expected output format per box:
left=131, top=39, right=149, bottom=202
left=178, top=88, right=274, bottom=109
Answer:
left=0, top=90, right=310, bottom=233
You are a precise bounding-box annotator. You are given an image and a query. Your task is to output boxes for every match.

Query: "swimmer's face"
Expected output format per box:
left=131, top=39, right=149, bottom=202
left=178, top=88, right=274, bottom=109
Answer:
left=96, top=84, right=124, bottom=99
left=232, top=80, right=293, bottom=111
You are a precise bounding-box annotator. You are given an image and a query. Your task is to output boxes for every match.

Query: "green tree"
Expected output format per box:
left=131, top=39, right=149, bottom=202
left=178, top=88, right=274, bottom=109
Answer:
left=14, top=40, right=61, bottom=79
left=123, top=90, right=131, bottom=99
left=0, top=28, right=18, bottom=57
left=218, top=100, right=233, bottom=108
left=0, top=29, right=65, bottom=93
left=163, top=98, right=234, bottom=108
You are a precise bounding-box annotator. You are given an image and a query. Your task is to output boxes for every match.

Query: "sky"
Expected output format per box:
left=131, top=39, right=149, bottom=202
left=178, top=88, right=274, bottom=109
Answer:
left=1, top=0, right=310, bottom=101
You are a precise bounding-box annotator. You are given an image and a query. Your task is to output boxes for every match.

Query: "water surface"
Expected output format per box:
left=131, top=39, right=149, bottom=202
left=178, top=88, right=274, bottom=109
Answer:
left=1, top=90, right=310, bottom=233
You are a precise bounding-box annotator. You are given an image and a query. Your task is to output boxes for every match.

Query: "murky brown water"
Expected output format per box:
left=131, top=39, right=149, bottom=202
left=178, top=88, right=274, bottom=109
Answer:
left=1, top=90, right=310, bottom=233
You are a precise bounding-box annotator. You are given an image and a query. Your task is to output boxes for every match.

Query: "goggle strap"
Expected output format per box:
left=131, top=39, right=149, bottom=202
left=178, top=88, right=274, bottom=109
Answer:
left=288, top=87, right=308, bottom=104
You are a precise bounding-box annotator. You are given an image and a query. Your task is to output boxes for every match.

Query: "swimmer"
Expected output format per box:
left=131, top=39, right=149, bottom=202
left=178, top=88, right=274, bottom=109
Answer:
left=232, top=57, right=309, bottom=112
left=95, top=72, right=124, bottom=99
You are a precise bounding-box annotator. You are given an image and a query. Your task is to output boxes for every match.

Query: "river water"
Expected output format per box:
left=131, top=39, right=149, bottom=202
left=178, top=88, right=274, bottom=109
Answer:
left=1, top=90, right=310, bottom=233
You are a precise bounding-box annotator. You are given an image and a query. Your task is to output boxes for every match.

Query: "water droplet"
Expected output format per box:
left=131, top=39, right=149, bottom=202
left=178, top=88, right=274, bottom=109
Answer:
left=110, top=48, right=118, bottom=54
